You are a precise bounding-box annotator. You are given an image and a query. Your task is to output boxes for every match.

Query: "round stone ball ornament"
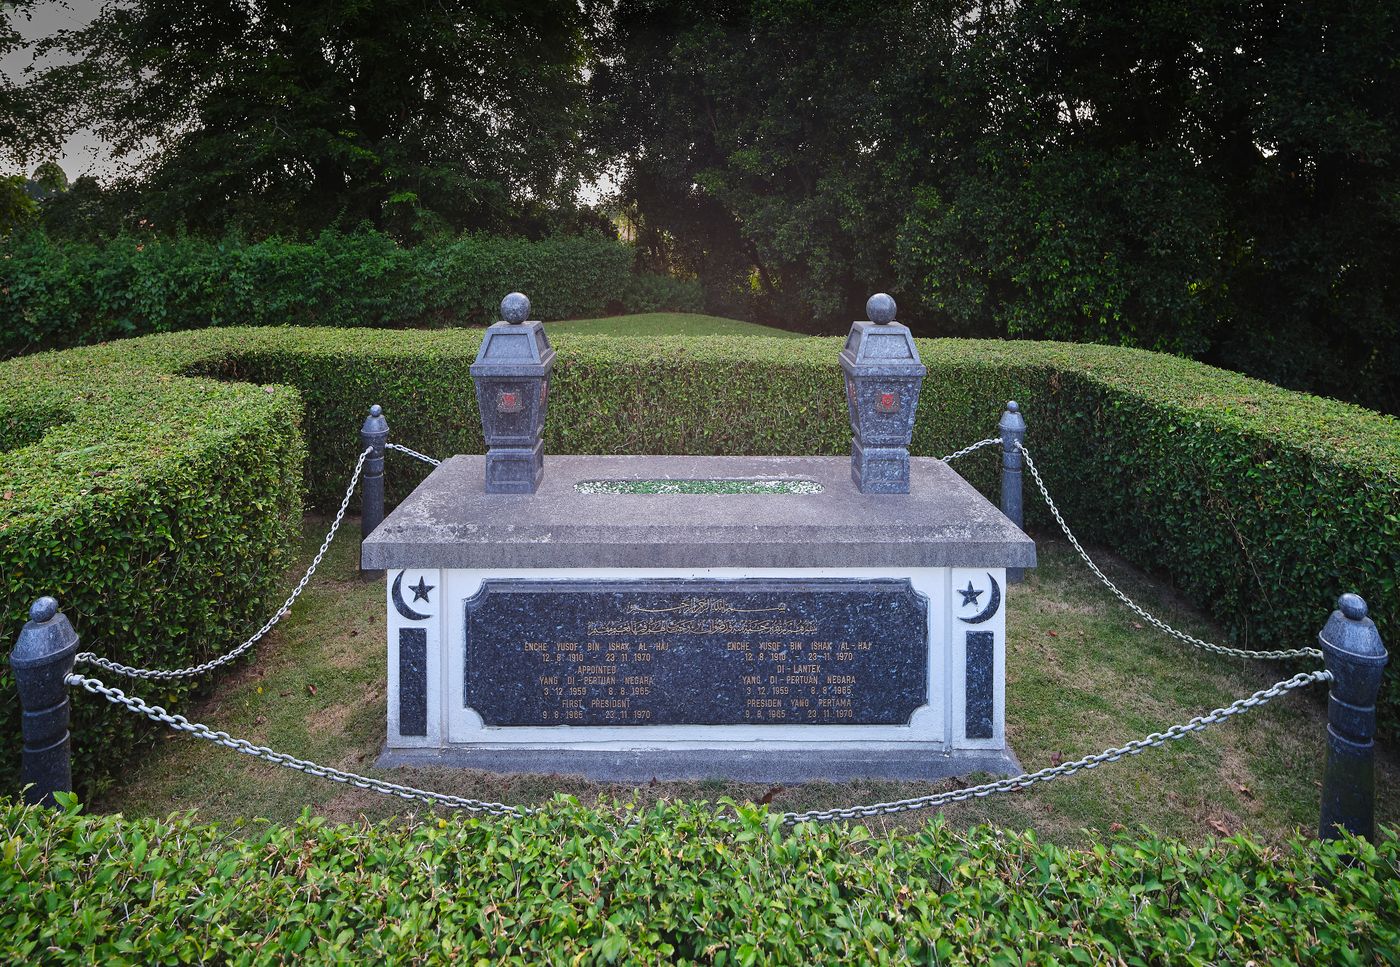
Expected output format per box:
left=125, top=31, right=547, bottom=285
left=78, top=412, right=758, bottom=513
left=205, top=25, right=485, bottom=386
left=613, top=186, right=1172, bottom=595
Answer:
left=866, top=293, right=896, bottom=325
left=501, top=292, right=530, bottom=324
left=29, top=596, right=59, bottom=623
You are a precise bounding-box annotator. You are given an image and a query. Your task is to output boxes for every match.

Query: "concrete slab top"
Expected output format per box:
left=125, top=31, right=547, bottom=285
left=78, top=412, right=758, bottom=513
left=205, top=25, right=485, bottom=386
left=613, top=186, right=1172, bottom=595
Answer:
left=361, top=454, right=1037, bottom=570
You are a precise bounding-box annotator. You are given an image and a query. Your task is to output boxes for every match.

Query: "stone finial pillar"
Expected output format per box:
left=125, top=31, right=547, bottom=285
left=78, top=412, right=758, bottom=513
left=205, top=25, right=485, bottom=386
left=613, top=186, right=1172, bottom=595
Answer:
left=999, top=401, right=1027, bottom=583
left=11, top=596, right=79, bottom=806
left=1318, top=593, right=1388, bottom=841
left=839, top=293, right=927, bottom=494
left=469, top=293, right=555, bottom=494
left=360, top=404, right=389, bottom=545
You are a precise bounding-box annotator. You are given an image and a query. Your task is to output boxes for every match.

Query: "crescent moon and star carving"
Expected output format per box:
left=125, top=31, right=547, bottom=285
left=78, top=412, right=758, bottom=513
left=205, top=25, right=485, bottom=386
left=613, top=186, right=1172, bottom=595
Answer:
left=391, top=570, right=435, bottom=621
left=957, top=573, right=1001, bottom=625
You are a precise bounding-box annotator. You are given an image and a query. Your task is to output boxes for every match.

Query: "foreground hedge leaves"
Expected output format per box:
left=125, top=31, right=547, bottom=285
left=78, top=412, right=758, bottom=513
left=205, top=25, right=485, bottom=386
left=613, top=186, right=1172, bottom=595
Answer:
left=1, top=796, right=1396, bottom=963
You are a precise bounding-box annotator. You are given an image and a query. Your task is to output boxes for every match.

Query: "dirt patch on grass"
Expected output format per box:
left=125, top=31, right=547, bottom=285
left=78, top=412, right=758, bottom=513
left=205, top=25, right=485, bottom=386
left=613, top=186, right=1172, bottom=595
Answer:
left=1033, top=598, right=1103, bottom=617
left=1214, top=733, right=1267, bottom=820
left=308, top=702, right=352, bottom=734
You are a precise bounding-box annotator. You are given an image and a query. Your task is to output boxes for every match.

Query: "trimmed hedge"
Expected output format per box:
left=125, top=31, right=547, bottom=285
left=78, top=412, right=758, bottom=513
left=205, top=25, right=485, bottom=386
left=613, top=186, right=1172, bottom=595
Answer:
left=0, top=230, right=703, bottom=355
left=3, top=797, right=1397, bottom=962
left=3, top=326, right=1399, bottom=792
left=0, top=350, right=306, bottom=796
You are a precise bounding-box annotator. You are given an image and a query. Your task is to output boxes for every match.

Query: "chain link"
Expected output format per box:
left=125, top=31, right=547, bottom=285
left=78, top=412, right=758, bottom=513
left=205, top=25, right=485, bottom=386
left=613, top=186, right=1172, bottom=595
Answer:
left=940, top=437, right=1001, bottom=463
left=74, top=448, right=376, bottom=680
left=1018, top=444, right=1324, bottom=662
left=67, top=673, right=528, bottom=816
left=386, top=442, right=442, bottom=467
left=66, top=667, right=1327, bottom=825
left=784, top=668, right=1330, bottom=824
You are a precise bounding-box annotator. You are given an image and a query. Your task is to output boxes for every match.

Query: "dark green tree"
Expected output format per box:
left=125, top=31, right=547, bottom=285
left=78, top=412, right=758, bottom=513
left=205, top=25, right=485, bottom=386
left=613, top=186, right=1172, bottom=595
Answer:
left=592, top=0, right=942, bottom=325
left=26, top=0, right=598, bottom=237
left=897, top=1, right=1232, bottom=354
left=28, top=159, right=67, bottom=196
left=0, top=175, right=35, bottom=234
left=598, top=0, right=1400, bottom=410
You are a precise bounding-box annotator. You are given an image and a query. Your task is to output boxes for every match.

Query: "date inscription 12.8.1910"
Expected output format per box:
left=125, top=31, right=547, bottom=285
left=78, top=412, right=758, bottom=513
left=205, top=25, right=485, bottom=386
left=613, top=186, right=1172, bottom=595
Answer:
left=464, top=578, right=928, bottom=727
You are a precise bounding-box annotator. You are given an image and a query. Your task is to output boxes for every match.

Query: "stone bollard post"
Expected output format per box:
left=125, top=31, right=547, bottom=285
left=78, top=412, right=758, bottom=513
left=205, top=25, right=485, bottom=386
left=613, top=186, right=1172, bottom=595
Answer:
left=360, top=404, right=389, bottom=548
left=11, top=597, right=79, bottom=806
left=999, top=401, right=1027, bottom=583
left=1318, top=593, right=1388, bottom=841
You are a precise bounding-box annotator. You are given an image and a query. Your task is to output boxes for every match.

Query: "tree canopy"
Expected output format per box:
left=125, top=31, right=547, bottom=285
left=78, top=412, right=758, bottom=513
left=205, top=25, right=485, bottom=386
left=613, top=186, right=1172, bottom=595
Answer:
left=5, top=0, right=1399, bottom=410
left=21, top=0, right=599, bottom=237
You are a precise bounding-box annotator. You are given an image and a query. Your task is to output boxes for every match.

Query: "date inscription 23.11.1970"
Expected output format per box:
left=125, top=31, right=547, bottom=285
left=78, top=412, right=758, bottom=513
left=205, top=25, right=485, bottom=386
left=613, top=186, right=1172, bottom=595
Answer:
left=464, top=578, right=928, bottom=727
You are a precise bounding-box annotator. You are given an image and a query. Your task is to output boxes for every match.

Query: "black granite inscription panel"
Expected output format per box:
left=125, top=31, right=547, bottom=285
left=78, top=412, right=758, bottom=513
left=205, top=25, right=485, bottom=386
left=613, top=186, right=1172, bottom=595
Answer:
left=965, top=631, right=994, bottom=739
left=399, top=628, right=428, bottom=736
left=464, top=579, right=928, bottom=726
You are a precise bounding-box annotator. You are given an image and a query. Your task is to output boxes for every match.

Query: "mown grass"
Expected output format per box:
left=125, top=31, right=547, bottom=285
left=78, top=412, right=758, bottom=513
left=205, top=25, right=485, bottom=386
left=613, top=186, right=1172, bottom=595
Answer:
left=549, top=312, right=805, bottom=338
left=93, top=517, right=1399, bottom=845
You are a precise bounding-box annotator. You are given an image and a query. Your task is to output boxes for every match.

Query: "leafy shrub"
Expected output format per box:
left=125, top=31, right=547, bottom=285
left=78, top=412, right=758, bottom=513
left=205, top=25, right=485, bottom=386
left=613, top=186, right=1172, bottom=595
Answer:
left=620, top=272, right=705, bottom=313
left=2, top=796, right=1396, bottom=962
left=4, top=327, right=1399, bottom=793
left=897, top=148, right=1226, bottom=355
left=0, top=229, right=694, bottom=356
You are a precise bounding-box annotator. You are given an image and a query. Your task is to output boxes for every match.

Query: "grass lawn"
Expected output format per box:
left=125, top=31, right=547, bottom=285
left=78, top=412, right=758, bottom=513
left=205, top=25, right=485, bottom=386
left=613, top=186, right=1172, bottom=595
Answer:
left=548, top=312, right=804, bottom=338
left=91, top=513, right=1397, bottom=845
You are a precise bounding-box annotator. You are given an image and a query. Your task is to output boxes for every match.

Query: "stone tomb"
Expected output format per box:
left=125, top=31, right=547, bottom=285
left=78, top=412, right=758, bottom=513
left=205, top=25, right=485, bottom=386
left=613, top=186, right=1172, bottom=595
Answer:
left=363, top=453, right=1035, bottom=781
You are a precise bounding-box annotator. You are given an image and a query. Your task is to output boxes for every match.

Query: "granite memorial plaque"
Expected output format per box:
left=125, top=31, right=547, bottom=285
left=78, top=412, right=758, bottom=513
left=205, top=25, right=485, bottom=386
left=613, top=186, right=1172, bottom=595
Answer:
left=464, top=578, right=928, bottom=727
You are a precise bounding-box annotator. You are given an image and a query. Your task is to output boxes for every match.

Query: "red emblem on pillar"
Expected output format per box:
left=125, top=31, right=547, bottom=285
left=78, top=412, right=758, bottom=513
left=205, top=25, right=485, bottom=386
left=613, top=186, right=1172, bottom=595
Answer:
left=496, top=389, right=524, bottom=413
left=876, top=391, right=899, bottom=414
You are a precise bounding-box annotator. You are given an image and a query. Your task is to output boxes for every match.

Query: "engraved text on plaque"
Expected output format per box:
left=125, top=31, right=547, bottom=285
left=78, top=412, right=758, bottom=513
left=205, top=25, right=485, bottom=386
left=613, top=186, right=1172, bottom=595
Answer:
left=463, top=579, right=928, bottom=726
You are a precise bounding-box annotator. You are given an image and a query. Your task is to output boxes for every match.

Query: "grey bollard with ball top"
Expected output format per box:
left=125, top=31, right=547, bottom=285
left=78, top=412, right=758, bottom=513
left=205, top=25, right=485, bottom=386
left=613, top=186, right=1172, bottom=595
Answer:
left=360, top=404, right=389, bottom=552
left=999, top=401, right=1027, bottom=583
left=1318, top=593, right=1388, bottom=841
left=11, top=596, right=78, bottom=806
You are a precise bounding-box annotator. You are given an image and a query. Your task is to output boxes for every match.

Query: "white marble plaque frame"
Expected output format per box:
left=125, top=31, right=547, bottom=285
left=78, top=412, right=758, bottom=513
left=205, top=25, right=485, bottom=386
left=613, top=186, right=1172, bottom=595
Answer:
left=385, top=565, right=1008, bottom=753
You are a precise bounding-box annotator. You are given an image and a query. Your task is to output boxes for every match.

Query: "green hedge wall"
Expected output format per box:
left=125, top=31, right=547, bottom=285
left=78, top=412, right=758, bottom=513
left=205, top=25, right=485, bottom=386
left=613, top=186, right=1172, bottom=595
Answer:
left=3, top=797, right=1396, bottom=962
left=0, top=350, right=305, bottom=796
left=0, top=230, right=703, bottom=356
left=4, top=326, right=1398, bottom=790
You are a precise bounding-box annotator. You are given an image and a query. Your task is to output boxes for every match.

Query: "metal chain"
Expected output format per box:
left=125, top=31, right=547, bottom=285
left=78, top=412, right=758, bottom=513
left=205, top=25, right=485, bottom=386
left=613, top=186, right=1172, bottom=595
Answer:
left=386, top=442, right=442, bottom=467
left=1018, top=444, right=1325, bottom=662
left=74, top=448, right=376, bottom=680
left=66, top=667, right=1326, bottom=824
left=784, top=669, right=1330, bottom=824
left=68, top=673, right=528, bottom=816
left=940, top=437, right=1001, bottom=463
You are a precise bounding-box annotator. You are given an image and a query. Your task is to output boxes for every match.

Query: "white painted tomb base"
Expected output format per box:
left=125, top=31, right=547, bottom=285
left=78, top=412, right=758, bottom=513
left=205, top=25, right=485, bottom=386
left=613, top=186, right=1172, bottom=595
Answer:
left=363, top=455, right=1034, bottom=781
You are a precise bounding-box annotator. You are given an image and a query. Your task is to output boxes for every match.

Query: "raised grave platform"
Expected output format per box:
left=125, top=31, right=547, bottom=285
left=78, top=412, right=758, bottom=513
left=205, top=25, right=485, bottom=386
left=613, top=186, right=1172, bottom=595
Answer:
left=364, top=454, right=1034, bottom=781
